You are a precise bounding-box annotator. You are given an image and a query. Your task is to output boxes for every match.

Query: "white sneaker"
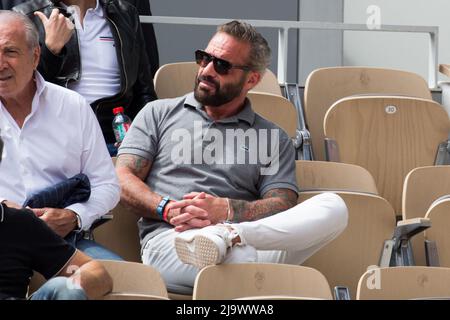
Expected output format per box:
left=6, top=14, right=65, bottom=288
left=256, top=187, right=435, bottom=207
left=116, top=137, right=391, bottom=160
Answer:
left=174, top=225, right=239, bottom=269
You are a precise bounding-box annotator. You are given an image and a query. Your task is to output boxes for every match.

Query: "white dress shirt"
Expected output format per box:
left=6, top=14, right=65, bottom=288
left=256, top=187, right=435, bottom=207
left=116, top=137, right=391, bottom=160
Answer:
left=0, top=72, right=120, bottom=230
left=66, top=1, right=121, bottom=105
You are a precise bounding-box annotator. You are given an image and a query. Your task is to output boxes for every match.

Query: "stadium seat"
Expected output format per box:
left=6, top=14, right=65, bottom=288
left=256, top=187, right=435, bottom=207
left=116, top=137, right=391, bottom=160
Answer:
left=92, top=157, right=141, bottom=262
left=323, top=95, right=450, bottom=215
left=249, top=68, right=282, bottom=96
left=154, top=61, right=281, bottom=99
left=304, top=67, right=432, bottom=161
left=300, top=191, right=396, bottom=299
left=401, top=166, right=450, bottom=265
left=296, top=160, right=395, bottom=298
left=154, top=62, right=198, bottom=99
left=247, top=92, right=298, bottom=138
left=403, top=166, right=450, bottom=221
left=100, top=260, right=169, bottom=300
left=356, top=266, right=450, bottom=299
left=296, top=160, right=378, bottom=194
left=424, top=198, right=450, bottom=267
left=193, top=263, right=333, bottom=300
left=93, top=203, right=141, bottom=263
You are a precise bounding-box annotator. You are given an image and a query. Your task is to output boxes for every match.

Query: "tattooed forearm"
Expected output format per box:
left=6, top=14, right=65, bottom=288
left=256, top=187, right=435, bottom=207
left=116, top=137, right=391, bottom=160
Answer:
left=115, top=154, right=162, bottom=218
left=230, top=189, right=298, bottom=222
left=116, top=154, right=151, bottom=180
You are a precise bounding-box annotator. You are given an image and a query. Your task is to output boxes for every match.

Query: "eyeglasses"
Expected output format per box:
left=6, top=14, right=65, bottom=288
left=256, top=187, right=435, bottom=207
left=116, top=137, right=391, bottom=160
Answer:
left=195, top=49, right=251, bottom=75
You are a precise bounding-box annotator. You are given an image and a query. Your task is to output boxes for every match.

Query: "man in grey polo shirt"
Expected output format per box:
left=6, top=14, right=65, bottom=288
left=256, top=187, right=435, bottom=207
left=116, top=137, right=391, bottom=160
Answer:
left=116, top=20, right=348, bottom=294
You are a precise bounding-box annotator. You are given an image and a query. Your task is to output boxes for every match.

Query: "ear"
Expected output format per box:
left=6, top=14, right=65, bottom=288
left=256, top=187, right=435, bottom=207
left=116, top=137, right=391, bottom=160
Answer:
left=244, top=71, right=262, bottom=91
left=32, top=46, right=41, bottom=70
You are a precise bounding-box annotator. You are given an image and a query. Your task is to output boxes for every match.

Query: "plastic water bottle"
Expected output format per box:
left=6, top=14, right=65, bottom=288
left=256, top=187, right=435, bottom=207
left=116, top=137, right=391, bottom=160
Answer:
left=112, top=107, right=131, bottom=144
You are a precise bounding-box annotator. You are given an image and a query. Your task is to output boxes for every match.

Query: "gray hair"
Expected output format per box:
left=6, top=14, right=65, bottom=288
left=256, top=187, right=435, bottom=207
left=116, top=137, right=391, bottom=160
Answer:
left=0, top=10, right=39, bottom=50
left=217, top=20, right=271, bottom=74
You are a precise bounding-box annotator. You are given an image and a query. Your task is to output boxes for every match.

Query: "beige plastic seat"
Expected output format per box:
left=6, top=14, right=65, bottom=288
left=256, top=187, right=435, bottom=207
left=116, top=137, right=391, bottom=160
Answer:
left=100, top=260, right=169, bottom=300
left=89, top=206, right=194, bottom=299
left=357, top=266, right=450, bottom=299
left=300, top=192, right=396, bottom=299
left=93, top=203, right=141, bottom=263
left=248, top=68, right=282, bottom=96
left=304, top=67, right=432, bottom=161
left=93, top=157, right=141, bottom=262
left=440, top=64, right=450, bottom=78
left=154, top=62, right=198, bottom=99
left=296, top=160, right=378, bottom=194
left=403, top=166, right=450, bottom=220
left=154, top=61, right=281, bottom=99
left=424, top=198, right=450, bottom=267
left=247, top=92, right=298, bottom=138
left=296, top=160, right=393, bottom=298
left=29, top=261, right=170, bottom=300
left=324, top=95, right=450, bottom=214
left=401, top=166, right=450, bottom=265
left=193, top=263, right=332, bottom=300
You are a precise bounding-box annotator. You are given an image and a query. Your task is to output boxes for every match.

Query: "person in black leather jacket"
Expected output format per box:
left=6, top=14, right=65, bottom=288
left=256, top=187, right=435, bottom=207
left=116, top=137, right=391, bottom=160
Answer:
left=123, top=0, right=159, bottom=78
left=13, top=0, right=158, bottom=154
left=2, top=0, right=160, bottom=77
left=0, top=0, right=21, bottom=9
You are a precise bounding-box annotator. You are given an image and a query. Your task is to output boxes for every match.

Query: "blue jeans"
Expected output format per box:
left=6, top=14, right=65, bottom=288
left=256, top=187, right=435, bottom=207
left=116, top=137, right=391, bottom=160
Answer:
left=65, top=232, right=123, bottom=261
left=31, top=277, right=87, bottom=300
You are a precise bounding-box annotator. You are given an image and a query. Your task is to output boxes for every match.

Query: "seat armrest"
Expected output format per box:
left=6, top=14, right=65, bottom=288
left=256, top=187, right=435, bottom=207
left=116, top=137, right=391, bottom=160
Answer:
left=334, top=286, right=351, bottom=300
left=394, top=218, right=431, bottom=248
left=439, top=64, right=450, bottom=77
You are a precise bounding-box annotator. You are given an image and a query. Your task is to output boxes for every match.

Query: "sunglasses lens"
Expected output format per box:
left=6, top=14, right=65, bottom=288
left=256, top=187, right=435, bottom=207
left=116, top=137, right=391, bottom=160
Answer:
left=195, top=50, right=210, bottom=67
left=213, top=59, right=232, bottom=75
left=195, top=50, right=233, bottom=75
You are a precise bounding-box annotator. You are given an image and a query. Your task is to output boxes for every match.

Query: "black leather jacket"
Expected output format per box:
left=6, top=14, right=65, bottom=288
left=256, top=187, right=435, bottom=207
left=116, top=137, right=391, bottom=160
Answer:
left=14, top=0, right=157, bottom=143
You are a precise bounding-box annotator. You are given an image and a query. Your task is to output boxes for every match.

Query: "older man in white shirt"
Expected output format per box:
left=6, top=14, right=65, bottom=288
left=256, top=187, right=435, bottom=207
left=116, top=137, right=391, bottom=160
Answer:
left=0, top=10, right=120, bottom=259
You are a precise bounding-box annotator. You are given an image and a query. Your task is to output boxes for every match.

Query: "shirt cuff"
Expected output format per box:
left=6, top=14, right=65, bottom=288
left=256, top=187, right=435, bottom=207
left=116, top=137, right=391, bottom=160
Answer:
left=65, top=203, right=89, bottom=231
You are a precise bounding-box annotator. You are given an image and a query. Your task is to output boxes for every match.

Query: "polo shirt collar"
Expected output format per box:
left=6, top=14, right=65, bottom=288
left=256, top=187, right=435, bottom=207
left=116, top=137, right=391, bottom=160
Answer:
left=92, top=0, right=104, bottom=18
left=184, top=92, right=255, bottom=125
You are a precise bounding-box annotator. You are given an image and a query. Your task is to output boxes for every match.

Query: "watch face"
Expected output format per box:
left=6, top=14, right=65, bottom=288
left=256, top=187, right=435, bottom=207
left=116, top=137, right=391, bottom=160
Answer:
left=76, top=214, right=82, bottom=229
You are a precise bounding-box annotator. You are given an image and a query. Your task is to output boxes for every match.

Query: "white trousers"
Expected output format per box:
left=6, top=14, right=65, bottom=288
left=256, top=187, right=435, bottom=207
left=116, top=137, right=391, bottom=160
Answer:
left=142, top=192, right=348, bottom=294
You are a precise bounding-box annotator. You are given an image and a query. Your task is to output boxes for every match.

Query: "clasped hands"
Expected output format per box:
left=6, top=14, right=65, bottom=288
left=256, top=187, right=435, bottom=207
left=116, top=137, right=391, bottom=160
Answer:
left=165, top=192, right=229, bottom=232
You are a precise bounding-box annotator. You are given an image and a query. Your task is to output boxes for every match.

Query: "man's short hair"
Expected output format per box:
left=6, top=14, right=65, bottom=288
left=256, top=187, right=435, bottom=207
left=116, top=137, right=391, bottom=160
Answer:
left=0, top=10, right=39, bottom=50
left=217, top=20, right=271, bottom=74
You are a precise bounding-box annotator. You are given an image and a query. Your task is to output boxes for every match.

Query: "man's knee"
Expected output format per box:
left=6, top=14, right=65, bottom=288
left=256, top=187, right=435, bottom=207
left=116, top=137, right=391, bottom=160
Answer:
left=32, top=277, right=87, bottom=300
left=320, top=192, right=349, bottom=235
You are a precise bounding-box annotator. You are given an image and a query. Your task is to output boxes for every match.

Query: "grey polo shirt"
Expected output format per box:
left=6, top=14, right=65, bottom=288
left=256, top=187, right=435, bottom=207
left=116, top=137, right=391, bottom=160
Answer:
left=118, top=93, right=298, bottom=244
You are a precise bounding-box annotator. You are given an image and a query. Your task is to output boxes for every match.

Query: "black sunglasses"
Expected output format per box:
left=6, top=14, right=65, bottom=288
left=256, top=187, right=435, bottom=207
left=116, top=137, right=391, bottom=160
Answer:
left=195, top=49, right=251, bottom=75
